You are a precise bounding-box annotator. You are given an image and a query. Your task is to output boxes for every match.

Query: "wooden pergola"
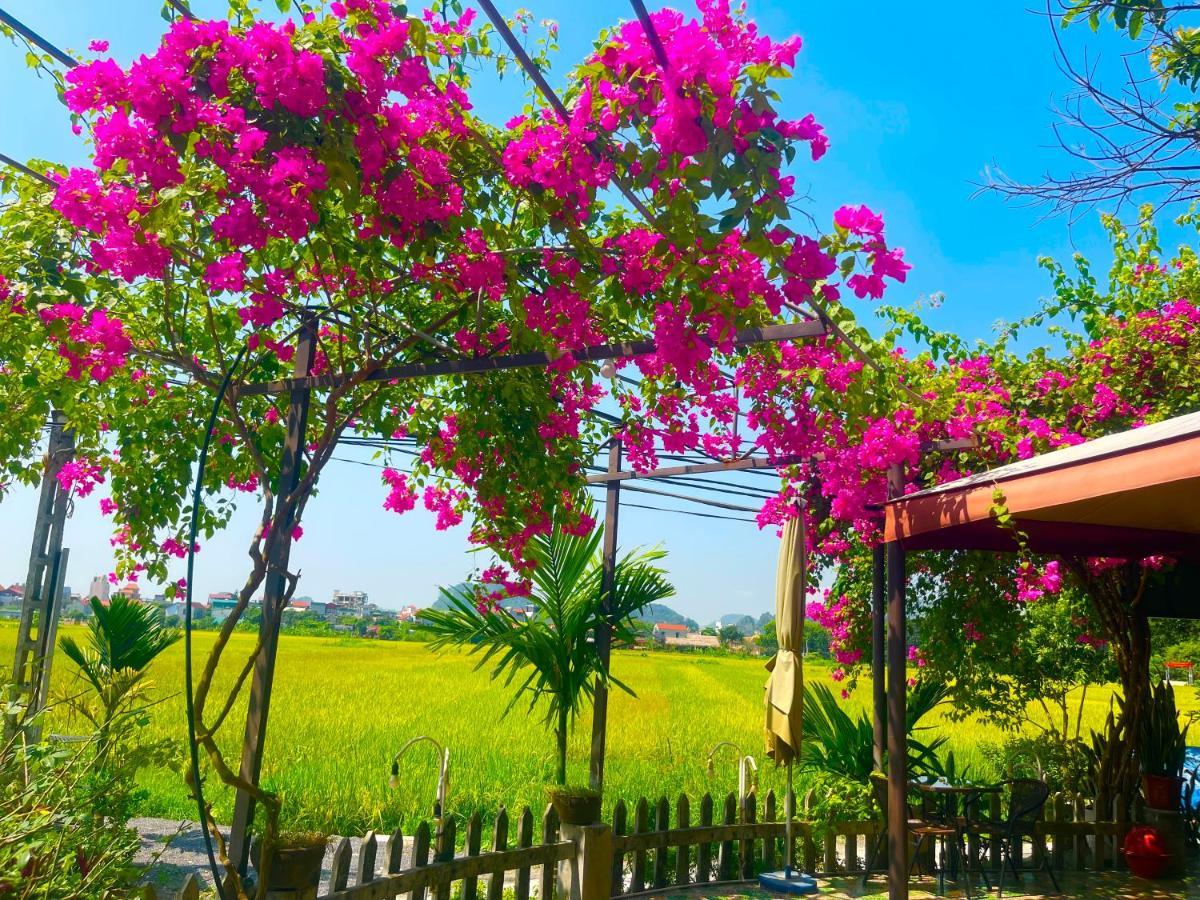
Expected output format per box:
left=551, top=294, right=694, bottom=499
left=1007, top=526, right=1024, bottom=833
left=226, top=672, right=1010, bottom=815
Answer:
left=873, top=410, right=1200, bottom=899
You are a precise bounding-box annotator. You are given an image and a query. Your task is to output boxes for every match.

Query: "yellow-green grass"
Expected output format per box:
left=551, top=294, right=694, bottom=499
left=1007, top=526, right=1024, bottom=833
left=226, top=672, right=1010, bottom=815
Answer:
left=9, top=622, right=1197, bottom=836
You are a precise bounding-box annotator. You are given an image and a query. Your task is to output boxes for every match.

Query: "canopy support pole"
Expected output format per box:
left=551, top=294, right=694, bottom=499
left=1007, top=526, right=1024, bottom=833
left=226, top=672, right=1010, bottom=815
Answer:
left=885, top=463, right=908, bottom=900
left=872, top=544, right=886, bottom=771
left=589, top=438, right=622, bottom=791
left=229, top=322, right=317, bottom=875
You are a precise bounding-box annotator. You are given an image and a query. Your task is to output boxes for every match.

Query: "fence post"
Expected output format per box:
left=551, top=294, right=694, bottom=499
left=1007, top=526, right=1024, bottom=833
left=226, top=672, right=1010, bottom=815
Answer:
left=741, top=792, right=756, bottom=879
left=631, top=798, right=648, bottom=892
left=357, top=830, right=378, bottom=887
left=610, top=799, right=627, bottom=892
left=515, top=806, right=534, bottom=900
left=387, top=827, right=405, bottom=875
left=718, top=792, right=736, bottom=880
left=412, top=821, right=432, bottom=900
left=801, top=790, right=817, bottom=874
left=674, top=794, right=691, bottom=886
left=486, top=808, right=508, bottom=900
left=1072, top=793, right=1087, bottom=871
left=464, top=812, right=483, bottom=900
left=540, top=804, right=560, bottom=900
left=330, top=837, right=352, bottom=892
left=697, top=793, right=714, bottom=883
left=653, top=796, right=669, bottom=889
left=763, top=790, right=776, bottom=872
left=435, top=816, right=457, bottom=900
left=557, top=823, right=613, bottom=900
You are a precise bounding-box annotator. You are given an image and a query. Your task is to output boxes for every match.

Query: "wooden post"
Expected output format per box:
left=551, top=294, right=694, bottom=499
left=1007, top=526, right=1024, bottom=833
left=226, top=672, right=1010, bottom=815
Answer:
left=872, top=543, right=886, bottom=772
left=589, top=437, right=622, bottom=791
left=10, top=409, right=74, bottom=739
left=556, top=823, right=613, bottom=900
left=229, top=322, right=317, bottom=874
left=885, top=463, right=908, bottom=900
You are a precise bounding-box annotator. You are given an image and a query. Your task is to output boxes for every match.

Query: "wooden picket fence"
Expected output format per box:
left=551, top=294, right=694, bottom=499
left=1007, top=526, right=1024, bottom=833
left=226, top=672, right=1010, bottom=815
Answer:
left=319, top=806, right=571, bottom=900
left=144, top=787, right=1142, bottom=899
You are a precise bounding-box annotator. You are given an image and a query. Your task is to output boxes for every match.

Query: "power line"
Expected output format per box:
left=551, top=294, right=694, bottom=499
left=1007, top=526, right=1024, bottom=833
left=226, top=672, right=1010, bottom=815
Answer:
left=617, top=482, right=760, bottom=513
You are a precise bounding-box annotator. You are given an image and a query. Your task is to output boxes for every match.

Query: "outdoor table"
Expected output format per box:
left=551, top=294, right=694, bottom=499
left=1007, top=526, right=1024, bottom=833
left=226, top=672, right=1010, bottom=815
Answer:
left=907, top=781, right=1002, bottom=891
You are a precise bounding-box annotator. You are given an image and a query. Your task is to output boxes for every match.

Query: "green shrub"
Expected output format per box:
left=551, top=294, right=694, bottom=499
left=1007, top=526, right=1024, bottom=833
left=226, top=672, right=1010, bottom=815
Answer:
left=0, top=699, right=174, bottom=897
left=981, top=735, right=1093, bottom=793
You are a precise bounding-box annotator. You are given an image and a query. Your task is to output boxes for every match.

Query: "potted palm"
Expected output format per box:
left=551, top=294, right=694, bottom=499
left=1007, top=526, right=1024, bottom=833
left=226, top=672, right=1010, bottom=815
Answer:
left=422, top=504, right=674, bottom=814
left=1139, top=680, right=1189, bottom=811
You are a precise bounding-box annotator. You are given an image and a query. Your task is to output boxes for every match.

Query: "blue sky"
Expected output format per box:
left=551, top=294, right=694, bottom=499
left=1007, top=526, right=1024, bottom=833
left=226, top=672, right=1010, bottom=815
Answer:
left=0, top=1, right=1149, bottom=622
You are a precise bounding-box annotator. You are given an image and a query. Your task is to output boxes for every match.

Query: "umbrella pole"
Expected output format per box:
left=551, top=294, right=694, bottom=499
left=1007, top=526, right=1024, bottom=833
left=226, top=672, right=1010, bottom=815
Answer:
left=786, top=761, right=793, bottom=877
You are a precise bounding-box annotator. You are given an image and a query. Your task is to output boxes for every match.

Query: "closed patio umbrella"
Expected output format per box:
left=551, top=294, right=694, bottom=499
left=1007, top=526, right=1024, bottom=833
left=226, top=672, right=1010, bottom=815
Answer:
left=760, top=515, right=816, bottom=894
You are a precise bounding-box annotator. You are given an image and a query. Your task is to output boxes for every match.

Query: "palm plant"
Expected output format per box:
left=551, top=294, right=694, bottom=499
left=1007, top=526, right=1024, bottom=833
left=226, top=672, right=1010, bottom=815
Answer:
left=800, top=680, right=951, bottom=782
left=59, top=594, right=180, bottom=726
left=421, top=517, right=674, bottom=785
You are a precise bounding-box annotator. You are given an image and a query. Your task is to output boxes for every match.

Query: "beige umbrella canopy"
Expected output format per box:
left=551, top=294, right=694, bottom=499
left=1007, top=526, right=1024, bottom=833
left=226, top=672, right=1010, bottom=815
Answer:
left=764, top=515, right=805, bottom=764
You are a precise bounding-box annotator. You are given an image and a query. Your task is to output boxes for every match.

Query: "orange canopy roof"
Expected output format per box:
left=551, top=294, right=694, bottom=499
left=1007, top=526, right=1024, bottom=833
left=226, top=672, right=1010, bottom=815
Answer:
left=884, top=411, right=1200, bottom=559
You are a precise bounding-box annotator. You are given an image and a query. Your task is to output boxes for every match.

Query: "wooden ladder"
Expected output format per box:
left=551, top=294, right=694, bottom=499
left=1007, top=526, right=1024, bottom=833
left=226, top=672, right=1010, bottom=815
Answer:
left=9, top=410, right=74, bottom=739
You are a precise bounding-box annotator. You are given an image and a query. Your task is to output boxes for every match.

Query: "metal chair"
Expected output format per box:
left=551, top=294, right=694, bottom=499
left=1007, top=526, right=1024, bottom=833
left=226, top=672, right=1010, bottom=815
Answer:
left=862, top=773, right=971, bottom=897
left=979, top=778, right=1062, bottom=897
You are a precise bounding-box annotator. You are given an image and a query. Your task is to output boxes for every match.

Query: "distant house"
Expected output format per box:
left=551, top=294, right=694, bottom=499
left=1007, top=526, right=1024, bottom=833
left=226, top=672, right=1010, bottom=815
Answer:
left=284, top=599, right=312, bottom=614
left=652, top=622, right=690, bottom=643
left=208, top=593, right=238, bottom=623
left=396, top=604, right=421, bottom=623
left=0, top=584, right=23, bottom=606
left=165, top=598, right=210, bottom=619
left=664, top=633, right=721, bottom=651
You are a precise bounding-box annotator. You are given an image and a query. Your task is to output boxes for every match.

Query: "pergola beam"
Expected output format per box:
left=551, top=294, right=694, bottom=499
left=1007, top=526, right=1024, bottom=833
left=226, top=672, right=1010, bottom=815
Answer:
left=235, top=320, right=826, bottom=397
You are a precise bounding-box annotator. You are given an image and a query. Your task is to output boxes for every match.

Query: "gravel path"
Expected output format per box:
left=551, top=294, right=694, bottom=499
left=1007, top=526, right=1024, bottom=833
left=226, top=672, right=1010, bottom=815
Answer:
left=132, top=818, right=416, bottom=896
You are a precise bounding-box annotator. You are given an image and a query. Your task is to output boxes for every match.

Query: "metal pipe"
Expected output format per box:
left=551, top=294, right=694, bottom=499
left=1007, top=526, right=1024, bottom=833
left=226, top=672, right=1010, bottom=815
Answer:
left=706, top=742, right=757, bottom=805
left=391, top=736, right=451, bottom=822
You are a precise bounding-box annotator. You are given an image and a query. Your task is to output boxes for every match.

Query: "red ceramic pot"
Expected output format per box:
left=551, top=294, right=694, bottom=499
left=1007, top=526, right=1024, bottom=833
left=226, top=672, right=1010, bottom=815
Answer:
left=1123, top=826, right=1170, bottom=879
left=1124, top=851, right=1170, bottom=880
left=1142, top=774, right=1184, bottom=811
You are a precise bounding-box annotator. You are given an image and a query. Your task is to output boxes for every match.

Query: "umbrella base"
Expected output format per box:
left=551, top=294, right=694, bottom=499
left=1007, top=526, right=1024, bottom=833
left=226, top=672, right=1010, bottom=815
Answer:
left=758, top=870, right=818, bottom=894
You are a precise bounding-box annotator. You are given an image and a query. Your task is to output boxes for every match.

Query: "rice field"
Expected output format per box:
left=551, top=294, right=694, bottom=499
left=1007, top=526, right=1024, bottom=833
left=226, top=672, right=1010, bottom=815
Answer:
left=10, top=622, right=1198, bottom=836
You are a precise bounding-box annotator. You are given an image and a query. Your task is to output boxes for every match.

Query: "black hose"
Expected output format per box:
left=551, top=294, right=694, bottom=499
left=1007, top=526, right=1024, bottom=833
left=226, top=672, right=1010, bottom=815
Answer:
left=184, top=347, right=249, bottom=900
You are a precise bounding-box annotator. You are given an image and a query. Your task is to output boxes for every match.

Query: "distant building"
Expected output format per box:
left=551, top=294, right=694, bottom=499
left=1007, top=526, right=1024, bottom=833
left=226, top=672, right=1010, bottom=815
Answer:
left=396, top=604, right=421, bottom=623
left=652, top=622, right=690, bottom=642
left=208, top=592, right=238, bottom=623
left=325, top=589, right=372, bottom=621
left=664, top=633, right=721, bottom=651
left=0, top=584, right=22, bottom=606
left=116, top=582, right=141, bottom=601
left=331, top=589, right=368, bottom=610
left=88, top=576, right=110, bottom=602
left=285, top=598, right=312, bottom=613
left=165, top=598, right=210, bottom=619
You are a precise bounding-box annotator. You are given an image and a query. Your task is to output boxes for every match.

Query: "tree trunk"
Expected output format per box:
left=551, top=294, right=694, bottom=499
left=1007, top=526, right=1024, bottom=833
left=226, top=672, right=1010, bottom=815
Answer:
left=1070, top=560, right=1151, bottom=819
left=556, top=705, right=569, bottom=785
